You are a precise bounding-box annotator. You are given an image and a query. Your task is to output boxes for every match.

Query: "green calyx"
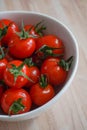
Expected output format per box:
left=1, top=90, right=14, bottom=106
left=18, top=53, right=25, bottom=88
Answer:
left=35, top=45, right=64, bottom=59
left=24, top=58, right=35, bottom=67
left=8, top=98, right=25, bottom=115
left=16, top=20, right=46, bottom=39
left=17, top=28, right=29, bottom=39
left=16, top=21, right=29, bottom=39
left=9, top=63, right=33, bottom=82
left=39, top=74, right=48, bottom=88
left=0, top=46, right=5, bottom=59
left=59, top=56, right=73, bottom=71
left=0, top=22, right=10, bottom=40
left=16, top=21, right=38, bottom=39
left=34, top=20, right=46, bottom=36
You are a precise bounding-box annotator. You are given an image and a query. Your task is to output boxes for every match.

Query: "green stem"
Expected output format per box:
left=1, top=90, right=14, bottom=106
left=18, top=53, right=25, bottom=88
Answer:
left=59, top=56, right=73, bottom=71
left=0, top=22, right=12, bottom=40
left=39, top=74, right=48, bottom=88
left=24, top=58, right=35, bottom=67
left=35, top=45, right=64, bottom=59
left=16, top=21, right=39, bottom=39
left=0, top=46, right=5, bottom=59
left=34, top=20, right=46, bottom=36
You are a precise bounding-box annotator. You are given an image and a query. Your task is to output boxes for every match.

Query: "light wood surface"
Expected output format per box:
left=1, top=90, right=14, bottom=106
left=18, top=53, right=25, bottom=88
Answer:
left=0, top=0, right=87, bottom=130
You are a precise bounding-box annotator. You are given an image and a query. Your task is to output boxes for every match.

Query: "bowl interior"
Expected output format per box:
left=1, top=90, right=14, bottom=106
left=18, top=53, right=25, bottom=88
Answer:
left=0, top=11, right=78, bottom=121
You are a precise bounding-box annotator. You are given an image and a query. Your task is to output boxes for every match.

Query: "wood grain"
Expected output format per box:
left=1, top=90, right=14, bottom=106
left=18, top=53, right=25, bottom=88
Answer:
left=0, top=0, right=87, bottom=130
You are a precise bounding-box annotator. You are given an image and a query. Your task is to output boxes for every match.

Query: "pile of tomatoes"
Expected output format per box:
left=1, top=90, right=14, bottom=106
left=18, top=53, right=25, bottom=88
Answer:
left=0, top=19, right=73, bottom=115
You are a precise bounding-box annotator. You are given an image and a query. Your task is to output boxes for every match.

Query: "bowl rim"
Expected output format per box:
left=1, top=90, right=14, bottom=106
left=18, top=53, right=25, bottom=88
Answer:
left=0, top=11, right=79, bottom=120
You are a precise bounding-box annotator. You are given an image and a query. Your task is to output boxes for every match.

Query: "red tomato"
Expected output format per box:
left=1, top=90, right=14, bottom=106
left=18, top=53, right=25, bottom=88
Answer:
left=9, top=36, right=36, bottom=59
left=0, top=19, right=19, bottom=45
left=26, top=66, right=40, bottom=88
left=41, top=58, right=68, bottom=86
left=0, top=58, right=8, bottom=80
left=30, top=83, right=55, bottom=106
left=4, top=60, right=31, bottom=88
left=30, top=74, right=55, bottom=106
left=1, top=88, right=32, bottom=115
left=24, top=58, right=40, bottom=88
left=36, top=35, right=64, bottom=57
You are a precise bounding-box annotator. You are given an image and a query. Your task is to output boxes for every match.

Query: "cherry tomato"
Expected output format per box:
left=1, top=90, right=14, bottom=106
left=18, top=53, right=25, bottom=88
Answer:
left=36, top=35, right=64, bottom=57
left=24, top=21, right=46, bottom=37
left=1, top=88, right=32, bottom=115
left=41, top=58, right=68, bottom=86
left=24, top=25, right=38, bottom=36
left=26, top=66, right=40, bottom=88
left=30, top=75, right=55, bottom=106
left=4, top=60, right=31, bottom=88
left=0, top=58, right=8, bottom=80
left=24, top=58, right=40, bottom=88
left=0, top=19, right=19, bottom=45
left=9, top=36, right=36, bottom=59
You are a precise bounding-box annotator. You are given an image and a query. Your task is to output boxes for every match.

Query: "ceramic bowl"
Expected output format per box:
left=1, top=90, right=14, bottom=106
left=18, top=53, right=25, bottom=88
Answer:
left=0, top=11, right=79, bottom=121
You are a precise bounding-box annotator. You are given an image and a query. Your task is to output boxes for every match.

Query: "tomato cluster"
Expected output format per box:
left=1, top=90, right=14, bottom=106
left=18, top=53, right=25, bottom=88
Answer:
left=0, top=19, right=73, bottom=115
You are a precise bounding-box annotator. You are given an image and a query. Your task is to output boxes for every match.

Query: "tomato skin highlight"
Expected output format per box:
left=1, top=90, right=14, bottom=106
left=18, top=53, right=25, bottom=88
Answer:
left=4, top=60, right=30, bottom=88
left=0, top=58, right=8, bottom=80
left=1, top=88, right=32, bottom=115
left=9, top=37, right=36, bottom=59
left=41, top=58, right=68, bottom=86
left=30, top=83, right=55, bottom=106
left=0, top=19, right=19, bottom=45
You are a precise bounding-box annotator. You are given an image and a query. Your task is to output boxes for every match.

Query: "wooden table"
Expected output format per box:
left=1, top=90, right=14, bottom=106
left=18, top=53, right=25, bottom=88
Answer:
left=0, top=0, right=87, bottom=130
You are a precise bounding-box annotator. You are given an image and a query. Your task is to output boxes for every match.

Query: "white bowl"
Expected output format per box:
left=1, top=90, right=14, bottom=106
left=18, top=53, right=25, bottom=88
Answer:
left=0, top=11, right=79, bottom=121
